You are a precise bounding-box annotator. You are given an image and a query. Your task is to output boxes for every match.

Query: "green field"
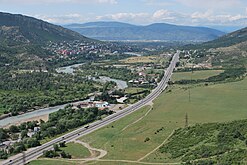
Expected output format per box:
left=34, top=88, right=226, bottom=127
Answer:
left=29, top=142, right=91, bottom=164
left=29, top=159, right=79, bottom=165
left=125, top=87, right=148, bottom=94
left=61, top=142, right=90, bottom=159
left=172, top=70, right=224, bottom=81
left=79, top=77, right=247, bottom=164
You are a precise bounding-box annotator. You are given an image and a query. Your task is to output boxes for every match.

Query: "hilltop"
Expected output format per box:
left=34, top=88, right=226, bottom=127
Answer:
left=0, top=12, right=90, bottom=45
left=0, top=12, right=93, bottom=69
left=202, top=26, right=247, bottom=48
left=65, top=21, right=225, bottom=41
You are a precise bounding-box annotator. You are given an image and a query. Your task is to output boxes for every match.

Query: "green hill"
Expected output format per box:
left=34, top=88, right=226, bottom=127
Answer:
left=0, top=12, right=93, bottom=69
left=202, top=26, right=247, bottom=48
left=0, top=12, right=90, bottom=45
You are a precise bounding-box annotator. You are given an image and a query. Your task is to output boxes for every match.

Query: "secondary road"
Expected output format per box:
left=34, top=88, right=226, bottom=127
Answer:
left=2, top=51, right=180, bottom=165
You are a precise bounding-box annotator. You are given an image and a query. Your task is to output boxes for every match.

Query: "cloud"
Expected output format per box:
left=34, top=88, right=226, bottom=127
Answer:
left=0, top=0, right=117, bottom=4
left=96, top=12, right=150, bottom=24
left=176, top=0, right=243, bottom=9
left=143, top=0, right=173, bottom=6
left=153, top=9, right=175, bottom=20
left=189, top=10, right=247, bottom=25
left=35, top=13, right=88, bottom=24
left=93, top=9, right=247, bottom=26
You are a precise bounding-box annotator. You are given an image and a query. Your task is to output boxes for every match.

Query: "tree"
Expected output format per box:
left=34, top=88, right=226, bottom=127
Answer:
left=53, top=144, right=60, bottom=152
left=60, top=151, right=71, bottom=159
left=59, top=141, right=66, bottom=148
left=0, top=129, right=8, bottom=143
left=9, top=125, right=19, bottom=133
left=19, top=123, right=27, bottom=130
left=25, top=138, right=40, bottom=148
left=21, top=130, right=28, bottom=139
left=13, top=142, right=26, bottom=154
left=43, top=150, right=56, bottom=158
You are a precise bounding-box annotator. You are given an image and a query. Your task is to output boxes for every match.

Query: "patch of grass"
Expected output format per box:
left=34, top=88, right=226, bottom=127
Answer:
left=61, top=142, right=90, bottom=159
left=125, top=87, right=147, bottom=94
left=172, top=70, right=224, bottom=81
left=29, top=159, right=77, bottom=165
left=86, top=161, right=142, bottom=165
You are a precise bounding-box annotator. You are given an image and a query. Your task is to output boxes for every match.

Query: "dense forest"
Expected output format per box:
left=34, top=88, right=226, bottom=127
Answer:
left=0, top=71, right=97, bottom=115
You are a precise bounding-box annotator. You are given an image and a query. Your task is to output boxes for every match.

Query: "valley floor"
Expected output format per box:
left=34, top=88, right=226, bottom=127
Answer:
left=31, top=71, right=247, bottom=164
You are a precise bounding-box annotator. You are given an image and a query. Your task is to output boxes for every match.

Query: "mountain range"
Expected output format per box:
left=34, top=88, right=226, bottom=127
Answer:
left=64, top=21, right=225, bottom=42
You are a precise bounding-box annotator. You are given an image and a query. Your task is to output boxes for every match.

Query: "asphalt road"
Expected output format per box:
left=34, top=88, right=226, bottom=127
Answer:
left=2, top=51, right=180, bottom=165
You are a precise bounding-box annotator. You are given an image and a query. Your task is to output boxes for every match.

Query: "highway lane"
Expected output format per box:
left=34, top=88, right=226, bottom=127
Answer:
left=2, top=51, right=179, bottom=165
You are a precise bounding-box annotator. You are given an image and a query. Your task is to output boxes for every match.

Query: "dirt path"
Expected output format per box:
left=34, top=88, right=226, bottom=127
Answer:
left=73, top=140, right=107, bottom=161
left=94, top=159, right=180, bottom=165
left=121, top=104, right=153, bottom=131
left=137, top=130, right=175, bottom=162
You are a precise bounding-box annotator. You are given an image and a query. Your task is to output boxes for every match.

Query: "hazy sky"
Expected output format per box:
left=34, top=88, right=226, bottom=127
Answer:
left=1, top=0, right=247, bottom=27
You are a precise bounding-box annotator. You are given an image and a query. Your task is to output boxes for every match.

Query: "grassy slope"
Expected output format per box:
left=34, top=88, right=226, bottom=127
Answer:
left=81, top=106, right=162, bottom=160
left=61, top=142, right=91, bottom=159
left=79, top=77, right=247, bottom=163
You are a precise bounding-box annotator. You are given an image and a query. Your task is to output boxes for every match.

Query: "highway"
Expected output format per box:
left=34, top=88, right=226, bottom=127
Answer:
left=2, top=51, right=180, bottom=165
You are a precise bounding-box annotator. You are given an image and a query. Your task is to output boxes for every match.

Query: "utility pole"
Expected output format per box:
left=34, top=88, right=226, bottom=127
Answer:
left=185, top=113, right=188, bottom=128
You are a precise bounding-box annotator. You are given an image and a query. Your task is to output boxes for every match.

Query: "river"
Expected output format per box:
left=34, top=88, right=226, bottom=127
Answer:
left=56, top=63, right=128, bottom=89
left=0, top=64, right=128, bottom=127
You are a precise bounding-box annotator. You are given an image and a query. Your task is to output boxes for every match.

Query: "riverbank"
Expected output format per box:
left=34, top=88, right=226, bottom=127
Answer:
left=3, top=114, right=49, bottom=128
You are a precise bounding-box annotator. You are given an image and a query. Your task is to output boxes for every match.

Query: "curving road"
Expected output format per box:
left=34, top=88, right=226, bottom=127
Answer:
left=2, top=51, right=180, bottom=165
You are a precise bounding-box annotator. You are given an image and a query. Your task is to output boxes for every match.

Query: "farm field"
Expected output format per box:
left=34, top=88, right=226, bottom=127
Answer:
left=120, top=56, right=158, bottom=64
left=172, top=70, right=224, bottom=81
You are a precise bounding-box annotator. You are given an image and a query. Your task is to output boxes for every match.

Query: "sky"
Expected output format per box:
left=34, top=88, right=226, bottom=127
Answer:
left=1, top=0, right=247, bottom=29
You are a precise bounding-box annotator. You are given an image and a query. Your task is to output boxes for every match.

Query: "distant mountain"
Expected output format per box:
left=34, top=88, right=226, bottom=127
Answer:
left=0, top=12, right=92, bottom=69
left=207, top=26, right=244, bottom=33
left=202, top=27, right=247, bottom=48
left=64, top=21, right=225, bottom=41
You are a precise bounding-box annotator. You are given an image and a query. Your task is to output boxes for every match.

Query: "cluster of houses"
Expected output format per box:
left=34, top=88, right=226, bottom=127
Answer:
left=45, top=40, right=134, bottom=60
left=128, top=64, right=165, bottom=87
left=0, top=127, right=40, bottom=152
left=74, top=101, right=110, bottom=110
